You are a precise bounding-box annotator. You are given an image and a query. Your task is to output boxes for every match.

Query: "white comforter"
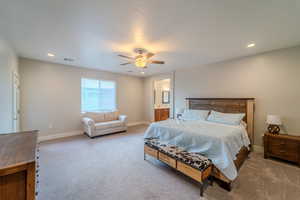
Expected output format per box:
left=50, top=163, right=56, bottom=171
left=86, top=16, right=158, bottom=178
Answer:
left=144, top=119, right=250, bottom=180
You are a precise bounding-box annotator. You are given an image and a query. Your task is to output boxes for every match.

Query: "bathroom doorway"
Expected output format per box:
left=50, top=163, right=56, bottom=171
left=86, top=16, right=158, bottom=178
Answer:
left=153, top=78, right=171, bottom=122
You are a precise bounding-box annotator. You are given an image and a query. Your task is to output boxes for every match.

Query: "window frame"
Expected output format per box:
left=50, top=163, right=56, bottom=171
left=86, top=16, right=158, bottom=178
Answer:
left=81, top=77, right=117, bottom=113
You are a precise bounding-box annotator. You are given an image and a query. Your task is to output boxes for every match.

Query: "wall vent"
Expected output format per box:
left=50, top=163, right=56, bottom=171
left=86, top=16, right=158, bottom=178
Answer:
left=64, top=58, right=74, bottom=62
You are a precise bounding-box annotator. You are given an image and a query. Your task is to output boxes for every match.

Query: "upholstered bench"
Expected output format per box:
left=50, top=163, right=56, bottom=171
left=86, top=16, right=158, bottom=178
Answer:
left=144, top=138, right=213, bottom=197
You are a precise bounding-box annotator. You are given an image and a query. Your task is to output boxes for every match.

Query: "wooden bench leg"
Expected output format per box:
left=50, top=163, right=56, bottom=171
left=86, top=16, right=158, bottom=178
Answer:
left=200, top=183, right=204, bottom=197
left=220, top=181, right=232, bottom=191
left=208, top=176, right=214, bottom=186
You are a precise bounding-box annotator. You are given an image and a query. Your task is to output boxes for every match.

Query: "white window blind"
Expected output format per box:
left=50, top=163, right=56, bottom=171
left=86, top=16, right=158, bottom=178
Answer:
left=81, top=78, right=116, bottom=112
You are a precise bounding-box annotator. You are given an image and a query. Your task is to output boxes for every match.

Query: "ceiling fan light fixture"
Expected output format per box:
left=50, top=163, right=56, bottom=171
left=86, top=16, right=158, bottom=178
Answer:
left=118, top=48, right=164, bottom=69
left=135, top=57, right=147, bottom=68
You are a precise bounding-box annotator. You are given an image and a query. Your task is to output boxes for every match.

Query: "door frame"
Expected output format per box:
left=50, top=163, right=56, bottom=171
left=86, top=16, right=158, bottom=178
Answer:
left=151, top=72, right=174, bottom=122
left=12, top=71, right=20, bottom=132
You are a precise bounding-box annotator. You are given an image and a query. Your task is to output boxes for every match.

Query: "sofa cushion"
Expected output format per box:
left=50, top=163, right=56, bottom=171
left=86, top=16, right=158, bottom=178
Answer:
left=84, top=112, right=105, bottom=123
left=104, top=111, right=119, bottom=121
left=84, top=111, right=119, bottom=123
left=95, top=120, right=124, bottom=130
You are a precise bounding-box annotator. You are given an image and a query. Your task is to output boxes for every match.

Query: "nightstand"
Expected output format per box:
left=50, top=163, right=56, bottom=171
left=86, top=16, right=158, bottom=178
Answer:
left=264, top=133, right=300, bottom=167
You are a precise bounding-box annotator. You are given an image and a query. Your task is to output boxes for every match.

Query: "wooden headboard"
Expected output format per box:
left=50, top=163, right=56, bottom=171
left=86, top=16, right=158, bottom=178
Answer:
left=185, top=98, right=255, bottom=145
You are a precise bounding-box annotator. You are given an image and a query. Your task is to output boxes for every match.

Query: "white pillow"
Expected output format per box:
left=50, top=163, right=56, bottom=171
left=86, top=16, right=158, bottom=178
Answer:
left=207, top=110, right=245, bottom=126
left=240, top=121, right=247, bottom=128
left=181, top=109, right=210, bottom=121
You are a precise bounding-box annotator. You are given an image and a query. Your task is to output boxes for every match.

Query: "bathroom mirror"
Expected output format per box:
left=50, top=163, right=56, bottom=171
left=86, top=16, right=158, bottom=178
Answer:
left=162, top=91, right=170, bottom=104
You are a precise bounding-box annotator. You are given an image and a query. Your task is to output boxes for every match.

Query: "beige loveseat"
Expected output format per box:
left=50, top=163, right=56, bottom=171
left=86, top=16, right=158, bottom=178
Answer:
left=82, top=111, right=127, bottom=138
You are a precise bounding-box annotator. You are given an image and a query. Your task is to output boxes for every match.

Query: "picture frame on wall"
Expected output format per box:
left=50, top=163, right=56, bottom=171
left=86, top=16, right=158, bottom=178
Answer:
left=162, top=91, right=170, bottom=104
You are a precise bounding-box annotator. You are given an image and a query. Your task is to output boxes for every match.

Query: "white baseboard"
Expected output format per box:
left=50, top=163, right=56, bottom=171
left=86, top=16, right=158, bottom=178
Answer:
left=253, top=145, right=264, bottom=153
left=38, top=130, right=82, bottom=142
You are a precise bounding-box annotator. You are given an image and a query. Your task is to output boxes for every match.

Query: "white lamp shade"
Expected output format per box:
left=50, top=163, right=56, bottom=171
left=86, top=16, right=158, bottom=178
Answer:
left=266, top=115, right=282, bottom=125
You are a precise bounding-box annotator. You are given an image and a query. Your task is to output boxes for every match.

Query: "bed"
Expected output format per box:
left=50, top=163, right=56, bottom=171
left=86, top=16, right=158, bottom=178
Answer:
left=144, top=98, right=255, bottom=190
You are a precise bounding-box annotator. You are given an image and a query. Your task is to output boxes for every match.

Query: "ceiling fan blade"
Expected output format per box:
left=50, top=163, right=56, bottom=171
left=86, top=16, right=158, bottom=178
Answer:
left=146, top=52, right=155, bottom=59
left=118, top=55, right=134, bottom=59
left=150, top=60, right=165, bottom=64
left=120, top=62, right=131, bottom=65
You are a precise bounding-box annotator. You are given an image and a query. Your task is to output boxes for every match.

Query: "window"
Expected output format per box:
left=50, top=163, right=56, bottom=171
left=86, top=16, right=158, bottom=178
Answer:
left=81, top=78, right=116, bottom=112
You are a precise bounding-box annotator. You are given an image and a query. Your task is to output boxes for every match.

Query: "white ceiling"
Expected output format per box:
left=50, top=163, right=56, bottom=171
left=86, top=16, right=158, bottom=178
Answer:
left=1, top=0, right=300, bottom=77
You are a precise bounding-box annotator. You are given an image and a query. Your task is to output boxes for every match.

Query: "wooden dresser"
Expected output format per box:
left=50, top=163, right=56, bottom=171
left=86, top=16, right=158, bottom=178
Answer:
left=0, top=131, right=39, bottom=200
left=154, top=108, right=170, bottom=121
left=264, top=132, right=300, bottom=166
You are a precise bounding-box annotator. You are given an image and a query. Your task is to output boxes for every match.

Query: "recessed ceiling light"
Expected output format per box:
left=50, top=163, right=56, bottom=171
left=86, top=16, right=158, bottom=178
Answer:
left=141, top=71, right=145, bottom=74
left=247, top=43, right=255, bottom=48
left=47, top=53, right=55, bottom=57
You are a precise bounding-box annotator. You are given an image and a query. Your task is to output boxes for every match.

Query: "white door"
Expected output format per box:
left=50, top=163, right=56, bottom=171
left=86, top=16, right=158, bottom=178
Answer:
left=12, top=72, right=20, bottom=132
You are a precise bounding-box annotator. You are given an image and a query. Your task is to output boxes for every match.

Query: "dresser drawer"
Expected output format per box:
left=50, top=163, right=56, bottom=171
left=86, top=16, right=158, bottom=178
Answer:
left=144, top=145, right=158, bottom=159
left=158, top=152, right=176, bottom=168
left=285, top=139, right=299, bottom=151
left=283, top=140, right=299, bottom=162
left=268, top=137, right=285, bottom=157
left=268, top=137, right=299, bottom=162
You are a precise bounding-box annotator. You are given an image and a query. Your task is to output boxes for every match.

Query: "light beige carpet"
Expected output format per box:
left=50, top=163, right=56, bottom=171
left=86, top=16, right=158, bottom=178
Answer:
left=39, top=125, right=300, bottom=200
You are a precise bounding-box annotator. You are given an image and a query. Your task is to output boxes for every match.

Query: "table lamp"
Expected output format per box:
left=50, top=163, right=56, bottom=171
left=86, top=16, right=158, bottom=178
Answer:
left=266, top=115, right=282, bottom=134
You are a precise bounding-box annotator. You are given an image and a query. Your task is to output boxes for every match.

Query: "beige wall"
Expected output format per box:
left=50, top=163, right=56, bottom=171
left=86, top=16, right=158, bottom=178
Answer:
left=0, top=38, right=18, bottom=134
left=20, top=58, right=144, bottom=136
left=174, top=46, right=300, bottom=146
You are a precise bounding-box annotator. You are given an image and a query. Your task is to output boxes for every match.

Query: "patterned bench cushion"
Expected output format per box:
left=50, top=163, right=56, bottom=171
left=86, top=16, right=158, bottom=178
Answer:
left=144, top=138, right=212, bottom=171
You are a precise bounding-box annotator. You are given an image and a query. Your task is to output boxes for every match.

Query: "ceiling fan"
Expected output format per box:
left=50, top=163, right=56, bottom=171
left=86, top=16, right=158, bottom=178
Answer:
left=118, top=48, right=165, bottom=68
